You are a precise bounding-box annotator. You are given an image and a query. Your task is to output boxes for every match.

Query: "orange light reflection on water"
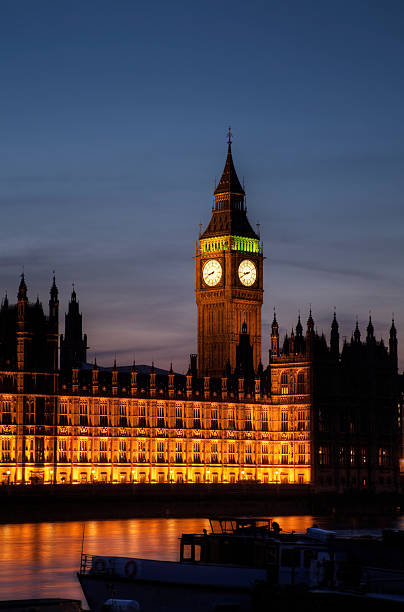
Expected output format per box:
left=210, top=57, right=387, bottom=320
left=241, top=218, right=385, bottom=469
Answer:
left=0, top=515, right=403, bottom=605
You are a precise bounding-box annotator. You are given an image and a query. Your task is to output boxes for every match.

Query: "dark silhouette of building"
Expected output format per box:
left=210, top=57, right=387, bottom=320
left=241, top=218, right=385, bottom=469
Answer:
left=60, top=286, right=87, bottom=370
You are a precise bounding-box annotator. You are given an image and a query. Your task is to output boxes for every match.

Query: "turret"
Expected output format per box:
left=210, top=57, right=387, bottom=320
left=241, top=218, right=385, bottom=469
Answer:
left=330, top=311, right=339, bottom=358
left=150, top=362, right=156, bottom=397
left=389, top=318, right=398, bottom=370
left=306, top=309, right=314, bottom=358
left=366, top=315, right=375, bottom=345
left=17, top=274, right=28, bottom=372
left=60, top=285, right=88, bottom=371
left=353, top=320, right=361, bottom=344
left=289, top=328, right=295, bottom=355
left=295, top=314, right=304, bottom=354
left=112, top=357, right=118, bottom=396
left=270, top=311, right=279, bottom=359
left=47, top=275, right=59, bottom=371
left=168, top=363, right=174, bottom=398
left=131, top=359, right=138, bottom=396
left=92, top=358, right=99, bottom=394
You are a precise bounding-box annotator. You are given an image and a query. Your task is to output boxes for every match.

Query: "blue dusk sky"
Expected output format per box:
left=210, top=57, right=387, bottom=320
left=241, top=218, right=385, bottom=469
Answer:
left=1, top=1, right=403, bottom=371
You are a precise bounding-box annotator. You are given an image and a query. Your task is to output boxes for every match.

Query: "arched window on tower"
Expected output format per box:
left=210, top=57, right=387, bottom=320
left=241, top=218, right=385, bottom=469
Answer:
left=297, top=372, right=305, bottom=394
left=280, top=372, right=288, bottom=395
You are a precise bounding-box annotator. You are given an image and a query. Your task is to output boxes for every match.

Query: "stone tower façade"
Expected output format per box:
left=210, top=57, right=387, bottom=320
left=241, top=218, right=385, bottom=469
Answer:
left=195, top=133, right=264, bottom=377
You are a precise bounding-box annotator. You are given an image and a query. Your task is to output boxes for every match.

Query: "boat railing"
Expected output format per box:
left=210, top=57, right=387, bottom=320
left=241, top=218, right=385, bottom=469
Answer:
left=79, top=554, right=119, bottom=576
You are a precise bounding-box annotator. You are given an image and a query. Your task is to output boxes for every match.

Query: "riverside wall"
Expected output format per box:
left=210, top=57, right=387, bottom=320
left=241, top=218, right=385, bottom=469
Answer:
left=0, top=483, right=402, bottom=523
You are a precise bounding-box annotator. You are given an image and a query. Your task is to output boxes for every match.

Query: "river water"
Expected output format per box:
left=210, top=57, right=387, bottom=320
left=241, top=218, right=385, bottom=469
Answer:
left=0, top=515, right=403, bottom=605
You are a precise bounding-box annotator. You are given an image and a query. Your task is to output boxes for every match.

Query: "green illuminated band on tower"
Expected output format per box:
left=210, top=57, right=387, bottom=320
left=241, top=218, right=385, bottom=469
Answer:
left=200, top=235, right=263, bottom=254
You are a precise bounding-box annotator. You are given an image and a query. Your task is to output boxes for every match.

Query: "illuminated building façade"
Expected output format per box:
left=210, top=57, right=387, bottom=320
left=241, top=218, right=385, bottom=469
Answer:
left=0, top=136, right=400, bottom=490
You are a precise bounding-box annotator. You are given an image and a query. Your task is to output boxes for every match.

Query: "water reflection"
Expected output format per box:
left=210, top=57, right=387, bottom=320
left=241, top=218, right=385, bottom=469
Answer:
left=0, top=515, right=402, bottom=605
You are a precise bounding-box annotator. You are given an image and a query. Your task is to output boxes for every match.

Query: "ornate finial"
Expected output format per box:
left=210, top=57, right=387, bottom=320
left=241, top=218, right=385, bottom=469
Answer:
left=227, top=126, right=232, bottom=145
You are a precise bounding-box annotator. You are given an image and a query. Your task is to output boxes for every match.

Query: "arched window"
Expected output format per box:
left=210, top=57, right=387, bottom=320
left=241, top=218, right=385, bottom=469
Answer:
left=280, top=372, right=288, bottom=395
left=297, top=372, right=305, bottom=394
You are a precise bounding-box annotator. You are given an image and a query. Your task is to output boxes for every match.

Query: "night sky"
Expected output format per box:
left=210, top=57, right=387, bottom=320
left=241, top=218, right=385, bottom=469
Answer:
left=1, top=1, right=403, bottom=372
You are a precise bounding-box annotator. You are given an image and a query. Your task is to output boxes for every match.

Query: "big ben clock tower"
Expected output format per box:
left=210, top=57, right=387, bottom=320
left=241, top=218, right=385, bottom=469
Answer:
left=196, top=132, right=264, bottom=377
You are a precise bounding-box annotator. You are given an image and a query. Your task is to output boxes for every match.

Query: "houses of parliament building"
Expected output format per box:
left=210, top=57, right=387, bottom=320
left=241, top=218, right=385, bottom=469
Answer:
left=0, top=136, right=400, bottom=491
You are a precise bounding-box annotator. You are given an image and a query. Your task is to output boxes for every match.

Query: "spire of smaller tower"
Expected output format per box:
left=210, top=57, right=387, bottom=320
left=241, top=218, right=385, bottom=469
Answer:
left=150, top=361, right=155, bottom=373
left=354, top=320, right=361, bottom=343
left=18, top=273, right=27, bottom=300
left=296, top=313, right=303, bottom=336
left=132, top=358, right=137, bottom=372
left=93, top=356, right=98, bottom=369
left=2, top=292, right=8, bottom=309
left=271, top=310, right=279, bottom=334
left=307, top=308, right=314, bottom=333
left=169, top=362, right=173, bottom=374
left=330, top=310, right=340, bottom=357
left=50, top=273, right=58, bottom=301
left=113, top=355, right=117, bottom=369
left=367, top=314, right=374, bottom=342
left=389, top=315, right=398, bottom=369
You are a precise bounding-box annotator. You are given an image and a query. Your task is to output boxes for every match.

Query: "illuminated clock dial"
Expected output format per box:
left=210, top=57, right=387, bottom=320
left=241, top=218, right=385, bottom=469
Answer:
left=202, top=259, right=222, bottom=286
left=238, top=259, right=257, bottom=286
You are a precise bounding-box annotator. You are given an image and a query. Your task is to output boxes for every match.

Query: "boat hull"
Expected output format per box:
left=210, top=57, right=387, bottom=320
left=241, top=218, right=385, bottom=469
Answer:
left=78, top=558, right=266, bottom=612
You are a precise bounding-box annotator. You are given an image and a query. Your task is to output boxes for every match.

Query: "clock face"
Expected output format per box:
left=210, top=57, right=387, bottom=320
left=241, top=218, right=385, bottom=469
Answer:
left=202, top=259, right=222, bottom=286
left=238, top=259, right=257, bottom=286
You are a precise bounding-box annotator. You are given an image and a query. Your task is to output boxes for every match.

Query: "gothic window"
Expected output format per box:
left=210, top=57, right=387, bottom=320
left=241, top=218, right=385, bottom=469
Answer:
left=175, top=441, right=183, bottom=463
left=350, top=448, right=356, bottom=466
left=280, top=372, right=288, bottom=395
left=361, top=448, right=367, bottom=465
left=119, top=439, right=127, bottom=463
left=245, top=443, right=253, bottom=464
left=297, top=410, right=305, bottom=431
left=58, top=438, right=67, bottom=462
left=245, top=410, right=252, bottom=431
left=100, top=439, right=108, bottom=462
left=298, top=444, right=305, bottom=465
left=138, top=440, right=146, bottom=463
left=100, top=402, right=108, bottom=426
left=228, top=408, right=235, bottom=430
left=211, top=441, right=218, bottom=463
left=157, top=440, right=165, bottom=463
left=35, top=437, right=44, bottom=463
left=175, top=403, right=183, bottom=428
left=27, top=438, right=34, bottom=462
left=281, top=444, right=289, bottom=465
left=193, top=442, right=201, bottom=463
left=281, top=411, right=289, bottom=432
left=119, top=403, right=127, bottom=427
left=79, top=401, right=88, bottom=426
left=297, top=372, right=305, bottom=394
left=211, top=407, right=218, bottom=430
left=318, top=445, right=329, bottom=466
left=193, top=406, right=201, bottom=429
left=337, top=447, right=345, bottom=466
left=262, top=410, right=268, bottom=432
left=378, top=447, right=389, bottom=467
left=2, top=400, right=12, bottom=425
left=138, top=402, right=146, bottom=427
left=157, top=403, right=166, bottom=428
left=228, top=442, right=235, bottom=464
left=261, top=442, right=269, bottom=465
left=1, top=438, right=11, bottom=462
left=79, top=439, right=87, bottom=463
left=25, top=399, right=35, bottom=425
left=59, top=401, right=68, bottom=426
